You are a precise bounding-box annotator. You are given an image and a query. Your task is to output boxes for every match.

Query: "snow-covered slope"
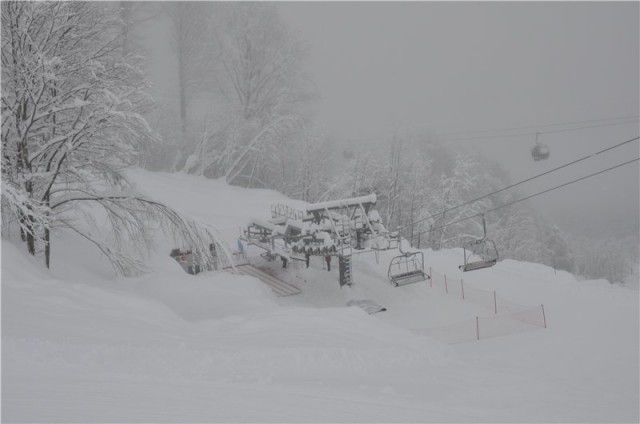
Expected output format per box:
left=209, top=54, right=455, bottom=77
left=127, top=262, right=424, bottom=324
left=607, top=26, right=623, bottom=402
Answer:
left=2, top=169, right=638, bottom=422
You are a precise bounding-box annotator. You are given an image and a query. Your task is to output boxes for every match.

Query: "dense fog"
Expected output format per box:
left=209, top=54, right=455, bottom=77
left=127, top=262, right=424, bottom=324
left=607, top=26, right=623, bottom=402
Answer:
left=2, top=1, right=638, bottom=283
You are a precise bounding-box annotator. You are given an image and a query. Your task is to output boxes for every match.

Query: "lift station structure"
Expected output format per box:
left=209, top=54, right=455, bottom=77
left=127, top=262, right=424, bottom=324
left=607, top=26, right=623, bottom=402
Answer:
left=242, top=194, right=426, bottom=287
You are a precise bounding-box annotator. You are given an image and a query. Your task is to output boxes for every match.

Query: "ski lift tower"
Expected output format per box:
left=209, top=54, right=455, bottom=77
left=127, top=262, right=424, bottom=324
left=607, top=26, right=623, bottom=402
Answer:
left=305, top=194, right=379, bottom=287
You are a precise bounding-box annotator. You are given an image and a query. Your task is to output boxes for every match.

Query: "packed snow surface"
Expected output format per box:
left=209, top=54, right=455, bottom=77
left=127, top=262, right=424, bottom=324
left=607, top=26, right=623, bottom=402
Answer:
left=2, top=169, right=638, bottom=422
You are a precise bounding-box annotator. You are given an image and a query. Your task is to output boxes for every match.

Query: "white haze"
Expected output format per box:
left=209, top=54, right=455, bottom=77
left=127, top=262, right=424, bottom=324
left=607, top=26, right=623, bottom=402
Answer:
left=277, top=2, right=639, bottom=239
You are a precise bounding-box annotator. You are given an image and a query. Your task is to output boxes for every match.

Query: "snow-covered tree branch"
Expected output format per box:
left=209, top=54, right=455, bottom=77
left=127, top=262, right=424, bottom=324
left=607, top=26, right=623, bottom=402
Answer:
left=1, top=1, right=231, bottom=274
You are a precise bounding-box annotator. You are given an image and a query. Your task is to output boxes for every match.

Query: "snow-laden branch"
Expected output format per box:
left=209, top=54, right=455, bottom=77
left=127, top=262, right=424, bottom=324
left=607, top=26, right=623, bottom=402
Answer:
left=225, top=114, right=297, bottom=185
left=1, top=181, right=50, bottom=237
left=50, top=191, right=233, bottom=276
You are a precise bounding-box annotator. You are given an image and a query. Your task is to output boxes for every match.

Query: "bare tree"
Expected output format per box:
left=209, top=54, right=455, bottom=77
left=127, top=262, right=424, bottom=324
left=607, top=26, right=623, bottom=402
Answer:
left=178, top=3, right=312, bottom=188
left=381, top=131, right=405, bottom=231
left=213, top=3, right=309, bottom=122
left=164, top=2, right=213, bottom=135
left=268, top=122, right=334, bottom=201
left=119, top=2, right=162, bottom=57
left=292, top=125, right=334, bottom=202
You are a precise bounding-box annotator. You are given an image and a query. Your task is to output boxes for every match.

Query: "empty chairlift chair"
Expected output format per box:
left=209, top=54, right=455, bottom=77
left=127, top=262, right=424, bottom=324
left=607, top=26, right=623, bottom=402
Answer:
left=388, top=243, right=427, bottom=287
left=459, top=215, right=499, bottom=272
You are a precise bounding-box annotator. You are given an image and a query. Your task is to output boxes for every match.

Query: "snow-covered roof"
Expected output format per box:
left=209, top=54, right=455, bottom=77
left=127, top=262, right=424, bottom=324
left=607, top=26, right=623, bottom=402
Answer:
left=307, top=194, right=377, bottom=213
left=285, top=220, right=304, bottom=231
left=367, top=209, right=382, bottom=222
left=249, top=218, right=284, bottom=234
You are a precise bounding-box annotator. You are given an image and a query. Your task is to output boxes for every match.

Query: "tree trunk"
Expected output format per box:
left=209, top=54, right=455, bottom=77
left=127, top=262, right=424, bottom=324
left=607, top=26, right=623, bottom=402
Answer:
left=247, top=153, right=259, bottom=188
left=45, top=226, right=50, bottom=268
left=119, top=2, right=133, bottom=57
left=176, top=13, right=188, bottom=137
left=44, top=193, right=51, bottom=268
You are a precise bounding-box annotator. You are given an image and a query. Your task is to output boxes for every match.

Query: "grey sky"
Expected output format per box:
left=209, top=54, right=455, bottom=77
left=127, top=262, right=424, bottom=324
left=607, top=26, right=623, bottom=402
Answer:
left=277, top=1, right=639, bottom=238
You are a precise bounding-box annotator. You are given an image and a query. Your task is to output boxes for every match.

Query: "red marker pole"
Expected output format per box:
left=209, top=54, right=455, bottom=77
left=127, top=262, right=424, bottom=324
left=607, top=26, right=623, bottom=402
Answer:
left=461, top=279, right=465, bottom=300
left=541, top=304, right=547, bottom=328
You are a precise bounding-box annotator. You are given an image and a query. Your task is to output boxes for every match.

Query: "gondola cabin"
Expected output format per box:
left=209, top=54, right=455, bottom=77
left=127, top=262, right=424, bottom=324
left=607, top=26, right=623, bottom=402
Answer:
left=531, top=142, right=550, bottom=161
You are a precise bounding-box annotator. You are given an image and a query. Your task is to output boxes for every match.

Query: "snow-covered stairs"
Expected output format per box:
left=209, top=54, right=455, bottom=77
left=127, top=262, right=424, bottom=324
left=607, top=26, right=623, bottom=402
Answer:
left=234, top=264, right=301, bottom=297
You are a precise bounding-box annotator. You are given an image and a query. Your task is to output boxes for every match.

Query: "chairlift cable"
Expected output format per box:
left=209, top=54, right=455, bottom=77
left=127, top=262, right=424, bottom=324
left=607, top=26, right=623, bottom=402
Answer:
left=439, top=115, right=638, bottom=136
left=437, top=117, right=639, bottom=141
left=337, top=116, right=638, bottom=144
left=408, top=136, right=640, bottom=229
left=412, top=157, right=640, bottom=237
left=537, top=121, right=639, bottom=135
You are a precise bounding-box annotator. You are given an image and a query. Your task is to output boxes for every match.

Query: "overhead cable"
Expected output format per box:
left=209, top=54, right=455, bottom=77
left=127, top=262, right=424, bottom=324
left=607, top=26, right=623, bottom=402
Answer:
left=413, top=157, right=640, bottom=237
left=408, top=136, right=639, bottom=229
left=432, top=116, right=640, bottom=141
left=339, top=116, right=639, bottom=144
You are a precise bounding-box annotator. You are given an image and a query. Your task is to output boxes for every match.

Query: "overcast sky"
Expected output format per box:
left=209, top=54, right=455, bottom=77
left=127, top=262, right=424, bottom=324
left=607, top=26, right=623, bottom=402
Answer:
left=277, top=1, right=639, bottom=238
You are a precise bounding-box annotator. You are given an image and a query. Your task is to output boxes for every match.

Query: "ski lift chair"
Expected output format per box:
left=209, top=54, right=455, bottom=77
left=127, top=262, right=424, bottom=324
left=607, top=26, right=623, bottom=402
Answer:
left=388, top=243, right=427, bottom=287
left=459, top=215, right=499, bottom=272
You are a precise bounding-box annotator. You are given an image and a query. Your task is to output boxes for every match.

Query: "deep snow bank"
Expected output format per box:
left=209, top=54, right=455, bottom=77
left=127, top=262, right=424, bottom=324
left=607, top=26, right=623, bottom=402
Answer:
left=2, top=168, right=638, bottom=423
